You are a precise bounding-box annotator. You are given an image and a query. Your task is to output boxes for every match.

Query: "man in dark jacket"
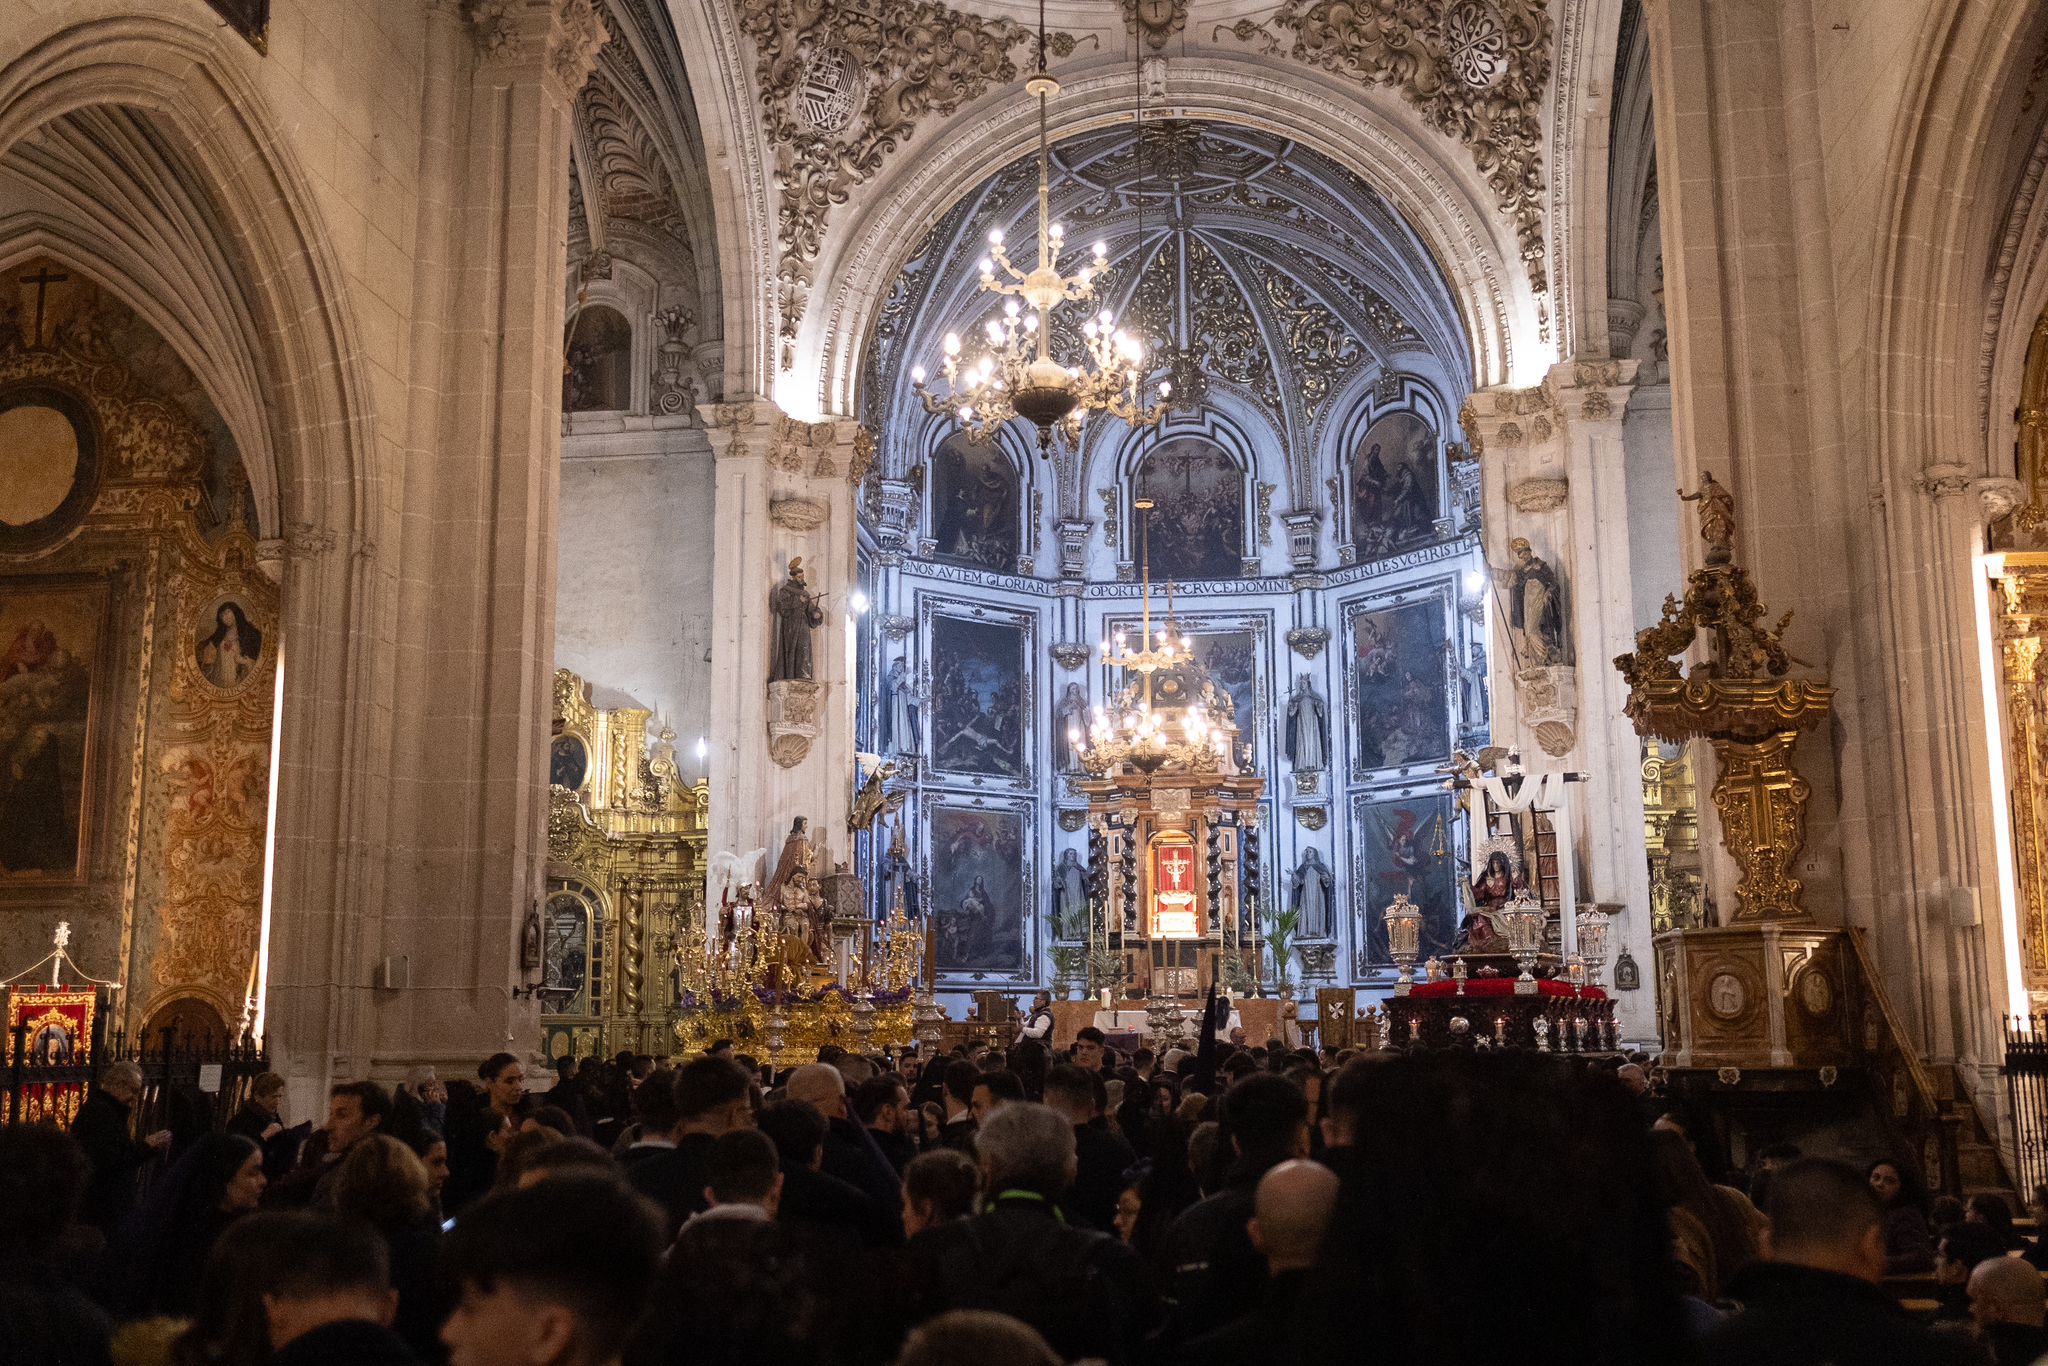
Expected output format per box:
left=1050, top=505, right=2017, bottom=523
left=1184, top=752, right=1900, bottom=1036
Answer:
left=1701, top=1158, right=1984, bottom=1366
left=1158, top=1071, right=1310, bottom=1345
left=1184, top=1160, right=1338, bottom=1366
left=855, top=1075, right=917, bottom=1173
left=624, top=1057, right=754, bottom=1239
left=901, top=1101, right=1155, bottom=1365
left=756, top=1098, right=897, bottom=1247
left=786, top=1063, right=903, bottom=1237
left=70, top=1061, right=169, bottom=1233
left=1043, top=1063, right=1135, bottom=1232
left=937, top=1058, right=980, bottom=1153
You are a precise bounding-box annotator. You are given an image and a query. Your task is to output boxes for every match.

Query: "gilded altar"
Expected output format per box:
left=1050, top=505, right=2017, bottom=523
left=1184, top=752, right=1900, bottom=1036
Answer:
left=543, top=669, right=709, bottom=1058
left=0, top=258, right=279, bottom=1040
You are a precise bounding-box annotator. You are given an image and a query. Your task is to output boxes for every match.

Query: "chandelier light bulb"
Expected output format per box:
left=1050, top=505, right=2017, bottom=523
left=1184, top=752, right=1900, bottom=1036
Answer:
left=1049, top=221, right=1064, bottom=240
left=959, top=405, right=973, bottom=421
left=1025, top=314, right=1039, bottom=332
left=979, top=258, right=994, bottom=278
left=989, top=228, right=1004, bottom=245
left=943, top=333, right=961, bottom=356
left=1159, top=380, right=1172, bottom=397
left=1093, top=240, right=1107, bottom=260
left=1004, top=299, right=1021, bottom=318
left=911, top=364, right=927, bottom=384
left=1099, top=308, right=1113, bottom=325
left=1083, top=320, right=1098, bottom=338
left=985, top=320, right=1004, bottom=344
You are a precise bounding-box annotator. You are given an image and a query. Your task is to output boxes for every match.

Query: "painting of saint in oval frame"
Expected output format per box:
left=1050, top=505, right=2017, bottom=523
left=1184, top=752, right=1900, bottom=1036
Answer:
left=194, top=596, right=266, bottom=693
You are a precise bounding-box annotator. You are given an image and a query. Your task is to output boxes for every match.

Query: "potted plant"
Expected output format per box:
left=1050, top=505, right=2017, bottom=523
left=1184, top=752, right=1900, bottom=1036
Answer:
left=1049, top=945, right=1086, bottom=1000
left=1263, top=907, right=1302, bottom=999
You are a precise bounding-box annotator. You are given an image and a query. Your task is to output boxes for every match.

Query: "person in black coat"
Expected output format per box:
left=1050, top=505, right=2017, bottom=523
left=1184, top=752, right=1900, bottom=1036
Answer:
left=71, top=1062, right=170, bottom=1234
left=784, top=1063, right=903, bottom=1239
left=1183, top=1160, right=1339, bottom=1366
left=171, top=1212, right=417, bottom=1366
left=1701, top=1158, right=1982, bottom=1366
left=621, top=1057, right=756, bottom=1239
left=1043, top=1063, right=1136, bottom=1233
left=900, top=1101, right=1155, bottom=1365
left=100, top=1132, right=265, bottom=1318
left=1156, top=1072, right=1309, bottom=1346
left=756, top=1098, right=898, bottom=1248
left=0, top=1124, right=112, bottom=1366
left=854, top=1075, right=918, bottom=1173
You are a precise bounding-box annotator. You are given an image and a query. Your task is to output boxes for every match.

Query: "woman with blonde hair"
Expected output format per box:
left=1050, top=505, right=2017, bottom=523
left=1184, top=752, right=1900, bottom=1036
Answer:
left=329, top=1135, right=443, bottom=1358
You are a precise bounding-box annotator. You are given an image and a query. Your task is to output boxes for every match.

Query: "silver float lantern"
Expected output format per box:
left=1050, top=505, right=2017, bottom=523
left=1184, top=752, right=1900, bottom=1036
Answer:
left=1502, top=891, right=1545, bottom=996
left=1386, top=893, right=1423, bottom=996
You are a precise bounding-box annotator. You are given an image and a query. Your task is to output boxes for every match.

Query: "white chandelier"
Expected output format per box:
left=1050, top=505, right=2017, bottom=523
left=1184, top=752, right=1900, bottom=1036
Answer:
left=1070, top=500, right=1236, bottom=776
left=911, top=2, right=1168, bottom=456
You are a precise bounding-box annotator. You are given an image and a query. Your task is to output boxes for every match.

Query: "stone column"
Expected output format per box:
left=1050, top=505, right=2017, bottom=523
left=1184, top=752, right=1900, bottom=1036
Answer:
left=702, top=400, right=862, bottom=884
left=1551, top=360, right=1657, bottom=1038
left=267, top=0, right=606, bottom=1086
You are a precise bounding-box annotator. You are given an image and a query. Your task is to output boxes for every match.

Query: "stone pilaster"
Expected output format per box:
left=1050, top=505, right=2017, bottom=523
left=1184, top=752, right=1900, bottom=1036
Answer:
left=268, top=0, right=607, bottom=1085
left=702, top=400, right=862, bottom=883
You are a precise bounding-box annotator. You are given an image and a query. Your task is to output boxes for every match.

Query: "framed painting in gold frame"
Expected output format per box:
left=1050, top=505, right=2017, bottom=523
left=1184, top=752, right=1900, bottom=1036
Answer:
left=0, top=574, right=111, bottom=887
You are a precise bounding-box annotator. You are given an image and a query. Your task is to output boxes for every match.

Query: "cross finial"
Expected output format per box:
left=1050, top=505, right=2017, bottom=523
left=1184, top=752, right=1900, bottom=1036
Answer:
left=52, top=920, right=71, bottom=953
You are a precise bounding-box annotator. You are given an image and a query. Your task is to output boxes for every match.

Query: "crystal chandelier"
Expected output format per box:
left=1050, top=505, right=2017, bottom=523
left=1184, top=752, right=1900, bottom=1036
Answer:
left=911, top=0, right=1168, bottom=455
left=1070, top=499, right=1238, bottom=775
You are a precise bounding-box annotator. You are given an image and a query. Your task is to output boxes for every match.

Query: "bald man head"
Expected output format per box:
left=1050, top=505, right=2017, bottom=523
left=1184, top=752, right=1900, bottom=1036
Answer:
left=1970, top=1254, right=2047, bottom=1329
left=1248, top=1159, right=1341, bottom=1273
left=786, top=1063, right=849, bottom=1120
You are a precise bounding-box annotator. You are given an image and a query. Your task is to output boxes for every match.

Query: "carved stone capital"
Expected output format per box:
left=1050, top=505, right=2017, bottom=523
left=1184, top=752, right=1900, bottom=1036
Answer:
left=1509, top=477, right=1570, bottom=513
left=880, top=614, right=915, bottom=640
left=766, top=680, right=823, bottom=768
left=1056, top=519, right=1092, bottom=579
left=1281, top=510, right=1321, bottom=571
left=465, top=0, right=607, bottom=93
left=1049, top=642, right=1092, bottom=671
left=1917, top=463, right=1974, bottom=500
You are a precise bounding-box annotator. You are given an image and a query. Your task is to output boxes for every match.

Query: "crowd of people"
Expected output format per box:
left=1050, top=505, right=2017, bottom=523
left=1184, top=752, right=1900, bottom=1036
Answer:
left=5, top=1025, right=2048, bottom=1366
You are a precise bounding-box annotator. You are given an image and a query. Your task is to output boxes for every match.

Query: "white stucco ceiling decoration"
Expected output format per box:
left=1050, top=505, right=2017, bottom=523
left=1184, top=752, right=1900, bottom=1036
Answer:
left=864, top=121, right=1469, bottom=474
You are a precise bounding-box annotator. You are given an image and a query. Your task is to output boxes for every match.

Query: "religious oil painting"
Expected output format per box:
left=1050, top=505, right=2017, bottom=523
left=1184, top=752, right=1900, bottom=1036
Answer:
left=541, top=891, right=593, bottom=1016
left=1350, top=412, right=1440, bottom=560
left=0, top=576, right=105, bottom=881
left=549, top=733, right=590, bottom=792
left=1350, top=599, right=1450, bottom=771
left=930, top=434, right=1020, bottom=571
left=1136, top=440, right=1245, bottom=582
left=195, top=597, right=264, bottom=692
left=1192, top=630, right=1258, bottom=741
left=1355, top=790, right=1456, bottom=965
left=929, top=614, right=1027, bottom=778
left=929, top=806, right=1028, bottom=975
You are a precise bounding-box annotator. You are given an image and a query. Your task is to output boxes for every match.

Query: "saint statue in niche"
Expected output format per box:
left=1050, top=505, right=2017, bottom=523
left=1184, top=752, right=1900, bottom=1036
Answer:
left=1284, top=675, right=1328, bottom=770
left=1054, top=681, right=1089, bottom=773
left=769, top=560, right=825, bottom=683
left=1503, top=538, right=1568, bottom=666
left=197, top=600, right=262, bottom=689
left=1290, top=847, right=1334, bottom=939
left=881, top=657, right=920, bottom=754
left=1052, top=847, right=1089, bottom=940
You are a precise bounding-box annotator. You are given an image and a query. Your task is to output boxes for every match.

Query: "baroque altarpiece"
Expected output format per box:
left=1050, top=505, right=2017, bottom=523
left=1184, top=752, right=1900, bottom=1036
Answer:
left=544, top=668, right=709, bottom=1058
left=0, top=257, right=278, bottom=1038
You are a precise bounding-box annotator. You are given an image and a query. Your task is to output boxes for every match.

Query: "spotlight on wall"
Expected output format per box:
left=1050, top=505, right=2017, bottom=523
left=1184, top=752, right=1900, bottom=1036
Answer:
left=850, top=589, right=871, bottom=616
left=1463, top=569, right=1486, bottom=597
